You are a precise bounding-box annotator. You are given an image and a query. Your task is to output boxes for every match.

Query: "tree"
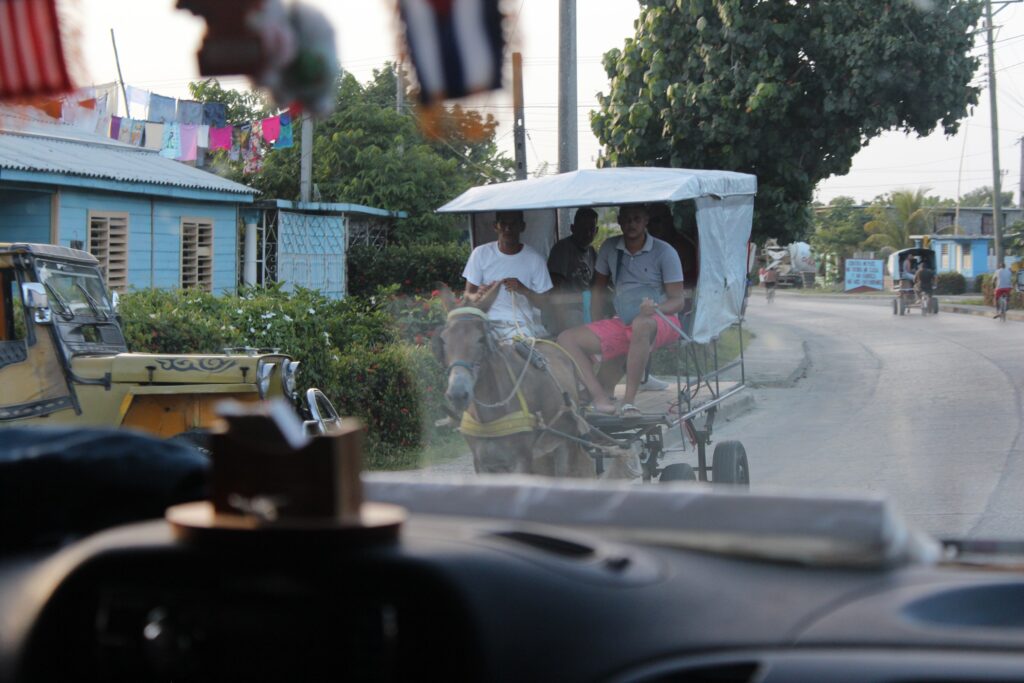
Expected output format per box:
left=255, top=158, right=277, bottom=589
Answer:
left=959, top=185, right=1015, bottom=207
left=863, top=189, right=932, bottom=252
left=194, top=67, right=513, bottom=243
left=592, top=0, right=982, bottom=243
left=810, top=196, right=869, bottom=278
left=188, top=79, right=274, bottom=125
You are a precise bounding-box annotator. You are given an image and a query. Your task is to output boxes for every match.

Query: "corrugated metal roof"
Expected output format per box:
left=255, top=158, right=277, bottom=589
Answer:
left=0, top=111, right=256, bottom=197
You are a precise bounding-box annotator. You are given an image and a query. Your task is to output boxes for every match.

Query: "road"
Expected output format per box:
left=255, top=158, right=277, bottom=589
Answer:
left=716, top=295, right=1024, bottom=540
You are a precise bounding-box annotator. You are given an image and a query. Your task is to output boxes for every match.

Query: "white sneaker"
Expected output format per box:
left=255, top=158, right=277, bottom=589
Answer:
left=639, top=375, right=670, bottom=392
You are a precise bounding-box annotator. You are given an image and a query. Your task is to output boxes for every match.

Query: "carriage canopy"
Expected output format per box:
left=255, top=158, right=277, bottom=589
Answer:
left=437, top=168, right=757, bottom=344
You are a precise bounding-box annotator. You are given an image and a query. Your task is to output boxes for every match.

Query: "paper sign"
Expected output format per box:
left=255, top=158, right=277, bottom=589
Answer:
left=845, top=259, right=884, bottom=291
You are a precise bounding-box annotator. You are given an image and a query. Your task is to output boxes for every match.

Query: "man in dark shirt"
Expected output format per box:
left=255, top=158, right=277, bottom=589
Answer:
left=546, top=208, right=598, bottom=335
left=914, top=262, right=935, bottom=296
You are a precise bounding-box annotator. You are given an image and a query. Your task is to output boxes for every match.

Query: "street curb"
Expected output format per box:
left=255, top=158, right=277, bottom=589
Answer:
left=716, top=391, right=756, bottom=422
left=939, top=303, right=1024, bottom=322
left=744, top=339, right=810, bottom=389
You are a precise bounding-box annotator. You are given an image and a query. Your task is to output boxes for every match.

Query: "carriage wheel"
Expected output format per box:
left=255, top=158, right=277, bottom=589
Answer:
left=659, top=463, right=697, bottom=482
left=712, top=441, right=749, bottom=486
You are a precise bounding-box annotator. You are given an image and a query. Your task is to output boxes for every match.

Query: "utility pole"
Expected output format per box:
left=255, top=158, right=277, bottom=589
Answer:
left=512, top=52, right=527, bottom=180
left=1019, top=136, right=1023, bottom=209
left=395, top=61, right=405, bottom=114
left=300, top=114, right=313, bottom=203
left=558, top=0, right=577, bottom=234
left=985, top=0, right=1004, bottom=262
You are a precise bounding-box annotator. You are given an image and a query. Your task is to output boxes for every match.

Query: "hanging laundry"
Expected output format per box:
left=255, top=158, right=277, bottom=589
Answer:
left=229, top=127, right=241, bottom=161
left=62, top=101, right=100, bottom=132
left=243, top=122, right=263, bottom=174
left=110, top=116, right=123, bottom=140
left=177, top=100, right=203, bottom=125
left=144, top=122, right=164, bottom=150
left=160, top=123, right=182, bottom=158
left=178, top=124, right=199, bottom=161
left=129, top=120, right=145, bottom=146
left=274, top=113, right=293, bottom=149
left=126, top=85, right=151, bottom=120
left=261, top=115, right=281, bottom=143
left=197, top=125, right=210, bottom=148
left=0, top=0, right=73, bottom=99
left=209, top=125, right=233, bottom=150
left=148, top=94, right=177, bottom=123
left=77, top=98, right=96, bottom=110
left=95, top=115, right=111, bottom=137
left=202, top=102, right=227, bottom=128
left=397, top=0, right=504, bottom=104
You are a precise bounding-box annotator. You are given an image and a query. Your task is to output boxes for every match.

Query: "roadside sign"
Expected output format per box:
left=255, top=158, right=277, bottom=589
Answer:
left=845, top=259, right=884, bottom=292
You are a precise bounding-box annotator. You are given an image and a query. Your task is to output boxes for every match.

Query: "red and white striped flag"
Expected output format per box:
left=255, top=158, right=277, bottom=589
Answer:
left=398, top=0, right=504, bottom=104
left=0, top=0, right=72, bottom=99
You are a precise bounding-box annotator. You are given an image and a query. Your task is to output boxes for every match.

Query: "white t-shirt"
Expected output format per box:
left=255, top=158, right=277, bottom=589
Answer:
left=462, top=242, right=552, bottom=326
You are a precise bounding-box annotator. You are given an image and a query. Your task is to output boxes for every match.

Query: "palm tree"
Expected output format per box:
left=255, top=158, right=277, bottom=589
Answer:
left=862, top=189, right=933, bottom=251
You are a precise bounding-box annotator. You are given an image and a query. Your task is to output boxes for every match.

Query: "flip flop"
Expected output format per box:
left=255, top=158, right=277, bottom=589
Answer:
left=619, top=403, right=642, bottom=417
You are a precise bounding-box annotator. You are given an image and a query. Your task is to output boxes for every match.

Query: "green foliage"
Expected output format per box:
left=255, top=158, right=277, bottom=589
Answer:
left=863, top=189, right=933, bottom=251
left=236, top=67, right=513, bottom=243
left=347, top=242, right=470, bottom=297
left=593, top=1, right=982, bottom=243
left=188, top=79, right=275, bottom=125
left=118, top=286, right=456, bottom=468
left=810, top=197, right=870, bottom=276
left=959, top=185, right=1015, bottom=207
left=935, top=272, right=966, bottom=295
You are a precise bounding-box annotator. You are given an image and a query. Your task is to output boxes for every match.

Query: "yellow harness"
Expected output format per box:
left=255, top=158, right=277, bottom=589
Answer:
left=459, top=355, right=536, bottom=438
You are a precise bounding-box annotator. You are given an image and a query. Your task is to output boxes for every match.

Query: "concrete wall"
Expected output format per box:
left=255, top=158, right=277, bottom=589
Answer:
left=0, top=188, right=51, bottom=243
left=57, top=188, right=238, bottom=293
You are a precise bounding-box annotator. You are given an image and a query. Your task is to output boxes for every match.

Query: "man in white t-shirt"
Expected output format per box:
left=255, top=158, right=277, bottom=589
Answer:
left=462, top=210, right=553, bottom=338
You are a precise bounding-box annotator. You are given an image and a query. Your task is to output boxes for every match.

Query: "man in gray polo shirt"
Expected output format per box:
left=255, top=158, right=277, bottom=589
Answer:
left=557, top=204, right=687, bottom=416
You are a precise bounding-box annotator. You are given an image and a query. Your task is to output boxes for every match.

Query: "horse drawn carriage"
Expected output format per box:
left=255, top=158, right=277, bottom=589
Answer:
left=888, top=247, right=939, bottom=316
left=435, top=168, right=756, bottom=485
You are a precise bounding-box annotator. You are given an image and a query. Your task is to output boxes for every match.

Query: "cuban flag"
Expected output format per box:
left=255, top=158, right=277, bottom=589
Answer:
left=0, top=0, right=72, bottom=99
left=398, top=0, right=504, bottom=104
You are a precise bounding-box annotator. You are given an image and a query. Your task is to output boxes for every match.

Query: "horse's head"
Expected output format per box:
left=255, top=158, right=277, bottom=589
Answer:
left=433, top=307, right=494, bottom=414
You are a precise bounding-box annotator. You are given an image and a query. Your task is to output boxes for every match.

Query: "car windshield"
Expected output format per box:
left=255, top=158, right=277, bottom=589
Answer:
left=1, top=1, right=1021, bottom=552
left=35, top=259, right=113, bottom=321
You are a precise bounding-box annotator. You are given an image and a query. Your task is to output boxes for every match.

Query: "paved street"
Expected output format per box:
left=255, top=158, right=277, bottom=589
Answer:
left=719, top=293, right=1024, bottom=540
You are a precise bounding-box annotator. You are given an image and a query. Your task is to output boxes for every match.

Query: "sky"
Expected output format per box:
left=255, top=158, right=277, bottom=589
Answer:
left=71, top=0, right=1024, bottom=207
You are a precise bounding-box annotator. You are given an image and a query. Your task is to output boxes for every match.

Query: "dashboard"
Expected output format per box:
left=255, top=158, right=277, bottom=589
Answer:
left=4, top=511, right=1024, bottom=682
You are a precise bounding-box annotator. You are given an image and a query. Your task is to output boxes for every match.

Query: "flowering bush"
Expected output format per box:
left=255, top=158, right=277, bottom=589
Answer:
left=118, top=286, right=449, bottom=467
left=386, top=288, right=452, bottom=345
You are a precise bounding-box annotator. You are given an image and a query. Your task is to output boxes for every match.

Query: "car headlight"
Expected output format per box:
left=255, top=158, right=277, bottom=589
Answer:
left=257, top=362, right=275, bottom=399
left=282, top=360, right=300, bottom=399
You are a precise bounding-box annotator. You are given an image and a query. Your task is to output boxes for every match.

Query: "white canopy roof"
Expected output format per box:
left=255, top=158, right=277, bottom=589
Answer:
left=437, top=167, right=757, bottom=213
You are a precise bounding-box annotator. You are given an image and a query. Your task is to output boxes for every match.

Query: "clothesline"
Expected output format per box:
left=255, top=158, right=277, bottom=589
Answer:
left=31, top=83, right=294, bottom=172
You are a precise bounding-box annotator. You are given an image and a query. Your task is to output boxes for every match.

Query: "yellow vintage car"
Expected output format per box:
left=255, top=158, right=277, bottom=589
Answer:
left=0, top=243, right=339, bottom=439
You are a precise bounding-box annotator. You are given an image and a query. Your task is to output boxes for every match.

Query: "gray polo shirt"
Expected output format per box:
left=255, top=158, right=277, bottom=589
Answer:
left=595, top=234, right=684, bottom=295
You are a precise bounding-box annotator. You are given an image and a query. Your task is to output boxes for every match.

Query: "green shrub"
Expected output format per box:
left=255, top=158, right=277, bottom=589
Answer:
left=974, top=274, right=987, bottom=294
left=935, top=272, right=966, bottom=295
left=348, top=242, right=469, bottom=296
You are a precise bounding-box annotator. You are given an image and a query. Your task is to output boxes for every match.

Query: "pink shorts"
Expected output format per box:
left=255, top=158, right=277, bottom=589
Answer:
left=586, top=315, right=682, bottom=361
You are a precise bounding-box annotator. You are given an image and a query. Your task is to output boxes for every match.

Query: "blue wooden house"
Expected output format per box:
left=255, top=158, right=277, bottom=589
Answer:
left=0, top=112, right=256, bottom=293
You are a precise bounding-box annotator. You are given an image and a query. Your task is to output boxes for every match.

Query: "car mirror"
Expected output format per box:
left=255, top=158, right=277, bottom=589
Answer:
left=21, top=282, right=51, bottom=324
left=110, top=290, right=120, bottom=312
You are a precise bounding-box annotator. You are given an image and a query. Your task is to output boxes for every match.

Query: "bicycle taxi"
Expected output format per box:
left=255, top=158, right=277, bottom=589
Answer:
left=437, top=167, right=756, bottom=485
left=888, top=247, right=938, bottom=315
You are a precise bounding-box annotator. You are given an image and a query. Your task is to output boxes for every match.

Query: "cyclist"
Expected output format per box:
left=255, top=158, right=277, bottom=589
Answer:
left=992, top=262, right=1012, bottom=319
left=763, top=266, right=778, bottom=302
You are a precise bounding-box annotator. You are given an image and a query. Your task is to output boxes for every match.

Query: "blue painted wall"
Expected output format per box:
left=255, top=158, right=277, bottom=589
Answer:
left=0, top=188, right=51, bottom=243
left=57, top=188, right=238, bottom=292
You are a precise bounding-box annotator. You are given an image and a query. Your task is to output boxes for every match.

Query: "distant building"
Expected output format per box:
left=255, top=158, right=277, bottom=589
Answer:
left=0, top=110, right=256, bottom=293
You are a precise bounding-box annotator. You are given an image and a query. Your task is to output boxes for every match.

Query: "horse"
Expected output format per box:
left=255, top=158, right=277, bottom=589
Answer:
left=432, top=307, right=596, bottom=476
